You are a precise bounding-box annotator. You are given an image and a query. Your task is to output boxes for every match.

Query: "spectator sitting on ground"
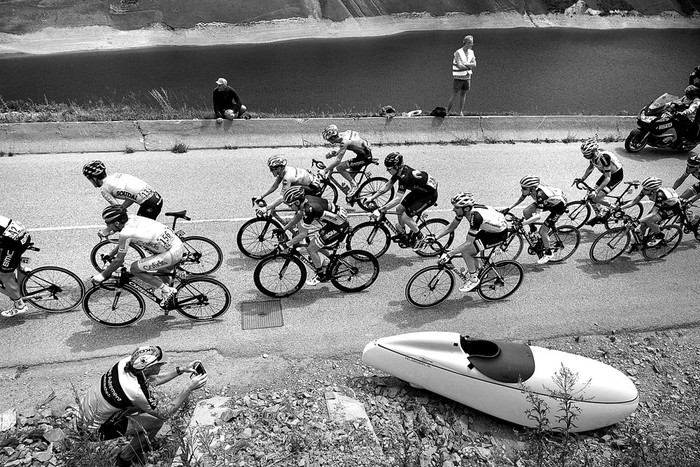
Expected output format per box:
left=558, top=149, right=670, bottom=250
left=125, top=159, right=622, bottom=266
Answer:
left=213, top=77, right=247, bottom=123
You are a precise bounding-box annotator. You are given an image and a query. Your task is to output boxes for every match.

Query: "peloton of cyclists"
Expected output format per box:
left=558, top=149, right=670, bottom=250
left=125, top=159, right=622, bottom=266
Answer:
left=91, top=206, right=183, bottom=306
left=83, top=160, right=164, bottom=220
left=0, top=215, right=31, bottom=317
left=363, top=152, right=439, bottom=251
left=432, top=192, right=508, bottom=292
left=320, top=124, right=373, bottom=198
left=254, top=155, right=322, bottom=212
left=672, top=155, right=700, bottom=205
left=277, top=186, right=350, bottom=286
left=576, top=138, right=625, bottom=226
left=504, top=176, right=567, bottom=264
left=619, top=177, right=682, bottom=249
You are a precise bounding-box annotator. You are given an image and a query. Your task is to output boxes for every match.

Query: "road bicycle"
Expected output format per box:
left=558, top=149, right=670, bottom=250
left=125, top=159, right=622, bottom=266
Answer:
left=660, top=199, right=700, bottom=241
left=345, top=209, right=454, bottom=258
left=405, top=245, right=524, bottom=308
left=82, top=266, right=231, bottom=327
left=493, top=213, right=580, bottom=263
left=91, top=210, right=223, bottom=275
left=237, top=198, right=300, bottom=259
left=309, top=158, right=395, bottom=212
left=589, top=213, right=682, bottom=263
left=253, top=242, right=379, bottom=298
left=0, top=242, right=85, bottom=313
left=562, top=179, right=643, bottom=229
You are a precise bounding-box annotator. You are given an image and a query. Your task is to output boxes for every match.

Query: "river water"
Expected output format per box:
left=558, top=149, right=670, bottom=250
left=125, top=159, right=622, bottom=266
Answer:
left=1, top=28, right=699, bottom=115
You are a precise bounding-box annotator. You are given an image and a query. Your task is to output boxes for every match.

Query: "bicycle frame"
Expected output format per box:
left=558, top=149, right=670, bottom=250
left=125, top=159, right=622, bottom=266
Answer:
left=572, top=179, right=639, bottom=206
left=311, top=158, right=377, bottom=194
left=505, top=214, right=565, bottom=257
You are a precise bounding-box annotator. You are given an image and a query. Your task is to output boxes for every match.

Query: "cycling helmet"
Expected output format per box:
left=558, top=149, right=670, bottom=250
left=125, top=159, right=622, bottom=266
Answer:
left=520, top=176, right=540, bottom=189
left=687, top=155, right=700, bottom=169
left=580, top=139, right=598, bottom=158
left=129, top=345, right=165, bottom=371
left=641, top=176, right=662, bottom=191
left=384, top=152, right=404, bottom=168
left=322, top=124, right=339, bottom=141
left=283, top=186, right=306, bottom=204
left=685, top=85, right=700, bottom=99
left=82, top=160, right=106, bottom=178
left=451, top=192, right=474, bottom=208
left=102, top=205, right=128, bottom=224
left=267, top=155, right=287, bottom=168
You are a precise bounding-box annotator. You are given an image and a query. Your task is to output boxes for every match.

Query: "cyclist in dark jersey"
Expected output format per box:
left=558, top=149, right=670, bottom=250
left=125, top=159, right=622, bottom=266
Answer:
left=365, top=152, right=438, bottom=250
left=278, top=186, right=350, bottom=286
left=673, top=154, right=700, bottom=204
left=0, top=215, right=31, bottom=317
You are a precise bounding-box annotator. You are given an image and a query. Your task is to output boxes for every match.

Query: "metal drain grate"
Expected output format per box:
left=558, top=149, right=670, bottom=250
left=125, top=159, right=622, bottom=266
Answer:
left=240, top=299, right=284, bottom=330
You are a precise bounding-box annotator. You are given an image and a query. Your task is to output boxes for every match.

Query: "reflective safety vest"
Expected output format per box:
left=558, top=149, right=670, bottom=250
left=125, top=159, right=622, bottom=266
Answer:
left=452, top=48, right=474, bottom=79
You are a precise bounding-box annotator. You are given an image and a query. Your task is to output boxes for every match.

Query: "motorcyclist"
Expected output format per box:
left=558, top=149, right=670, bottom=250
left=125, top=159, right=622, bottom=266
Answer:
left=670, top=85, right=700, bottom=143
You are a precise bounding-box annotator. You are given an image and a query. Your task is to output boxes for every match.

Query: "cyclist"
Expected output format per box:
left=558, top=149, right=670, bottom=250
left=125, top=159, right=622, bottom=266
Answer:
left=254, top=155, right=322, bottom=211
left=432, top=192, right=508, bottom=292
left=80, top=345, right=207, bottom=467
left=364, top=152, right=439, bottom=251
left=83, top=160, right=164, bottom=220
left=620, top=177, right=682, bottom=248
left=321, top=124, right=373, bottom=198
left=278, top=186, right=350, bottom=286
left=576, top=138, right=624, bottom=226
left=504, top=176, right=567, bottom=264
left=672, top=154, right=700, bottom=204
left=0, top=215, right=31, bottom=317
left=90, top=205, right=183, bottom=306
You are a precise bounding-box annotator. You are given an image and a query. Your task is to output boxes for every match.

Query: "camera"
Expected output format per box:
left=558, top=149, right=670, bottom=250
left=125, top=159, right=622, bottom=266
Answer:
left=191, top=361, right=206, bottom=377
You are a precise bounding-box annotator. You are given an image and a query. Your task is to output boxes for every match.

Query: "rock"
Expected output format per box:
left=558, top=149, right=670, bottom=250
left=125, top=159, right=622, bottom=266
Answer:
left=0, top=409, right=17, bottom=432
left=42, top=428, right=64, bottom=443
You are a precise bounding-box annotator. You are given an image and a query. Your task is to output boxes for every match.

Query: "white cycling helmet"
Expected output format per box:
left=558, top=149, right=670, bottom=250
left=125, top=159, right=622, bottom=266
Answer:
left=283, top=186, right=306, bottom=204
left=451, top=192, right=474, bottom=208
left=322, top=124, right=339, bottom=141
left=520, top=176, right=540, bottom=189
left=580, top=139, right=598, bottom=159
left=641, top=177, right=662, bottom=191
left=267, top=155, right=287, bottom=169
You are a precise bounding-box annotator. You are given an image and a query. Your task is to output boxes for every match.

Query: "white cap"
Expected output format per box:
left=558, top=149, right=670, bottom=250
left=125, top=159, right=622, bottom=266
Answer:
left=215, top=77, right=227, bottom=86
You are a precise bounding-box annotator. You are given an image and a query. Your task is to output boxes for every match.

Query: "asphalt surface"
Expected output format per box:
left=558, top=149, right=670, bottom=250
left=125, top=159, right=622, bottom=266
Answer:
left=1, top=143, right=698, bottom=370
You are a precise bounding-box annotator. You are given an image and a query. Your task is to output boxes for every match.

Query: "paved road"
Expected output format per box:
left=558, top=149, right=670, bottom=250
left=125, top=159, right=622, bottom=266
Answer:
left=1, top=143, right=698, bottom=369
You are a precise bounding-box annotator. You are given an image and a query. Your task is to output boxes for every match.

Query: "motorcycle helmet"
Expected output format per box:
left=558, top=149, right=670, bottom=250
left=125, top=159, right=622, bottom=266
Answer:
left=580, top=139, right=598, bottom=159
left=685, top=85, right=699, bottom=99
left=520, top=176, right=540, bottom=189
left=641, top=177, right=662, bottom=191
left=384, top=152, right=404, bottom=168
left=451, top=192, right=474, bottom=208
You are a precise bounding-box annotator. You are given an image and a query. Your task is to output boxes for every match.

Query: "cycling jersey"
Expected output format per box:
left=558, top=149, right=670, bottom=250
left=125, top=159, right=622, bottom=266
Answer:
left=0, top=216, right=27, bottom=242
left=333, top=130, right=372, bottom=158
left=80, top=357, right=157, bottom=430
left=279, top=167, right=316, bottom=193
left=651, top=188, right=681, bottom=210
left=0, top=216, right=30, bottom=273
left=301, top=196, right=348, bottom=230
left=392, top=165, right=438, bottom=195
left=117, top=216, right=178, bottom=254
left=532, top=185, right=566, bottom=209
left=591, top=151, right=623, bottom=174
left=457, top=205, right=508, bottom=233
left=101, top=173, right=159, bottom=206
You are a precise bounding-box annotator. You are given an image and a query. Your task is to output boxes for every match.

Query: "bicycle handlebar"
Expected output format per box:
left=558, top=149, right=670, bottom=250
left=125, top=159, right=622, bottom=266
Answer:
left=311, top=159, right=327, bottom=170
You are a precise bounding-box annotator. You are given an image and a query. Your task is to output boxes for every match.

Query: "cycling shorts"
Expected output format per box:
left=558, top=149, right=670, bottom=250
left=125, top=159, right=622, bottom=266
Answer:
left=136, top=193, right=163, bottom=220
left=536, top=201, right=566, bottom=228
left=312, top=223, right=349, bottom=249
left=135, top=237, right=184, bottom=272
left=401, top=190, right=438, bottom=217
left=0, top=234, right=31, bottom=273
left=595, top=168, right=624, bottom=193
left=346, top=150, right=373, bottom=169
left=654, top=203, right=683, bottom=220
left=473, top=229, right=508, bottom=249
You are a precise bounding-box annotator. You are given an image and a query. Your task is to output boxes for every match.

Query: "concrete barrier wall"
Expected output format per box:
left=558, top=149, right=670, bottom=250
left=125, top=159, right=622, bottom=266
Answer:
left=0, top=116, right=637, bottom=154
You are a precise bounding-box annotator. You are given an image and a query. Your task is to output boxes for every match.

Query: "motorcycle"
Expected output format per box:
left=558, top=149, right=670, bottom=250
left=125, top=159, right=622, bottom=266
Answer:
left=625, top=93, right=698, bottom=153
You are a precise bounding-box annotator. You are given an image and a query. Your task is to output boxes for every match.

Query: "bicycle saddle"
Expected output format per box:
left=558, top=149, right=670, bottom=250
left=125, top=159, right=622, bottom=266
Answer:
left=165, top=210, right=189, bottom=220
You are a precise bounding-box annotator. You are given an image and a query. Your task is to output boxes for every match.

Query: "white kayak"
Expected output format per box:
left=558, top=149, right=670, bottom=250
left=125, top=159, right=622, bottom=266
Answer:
left=362, top=332, right=638, bottom=432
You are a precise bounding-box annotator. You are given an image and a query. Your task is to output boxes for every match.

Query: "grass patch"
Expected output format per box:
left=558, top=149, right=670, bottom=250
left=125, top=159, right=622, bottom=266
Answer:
left=451, top=138, right=477, bottom=146
left=124, top=146, right=136, bottom=154
left=171, top=141, right=189, bottom=153
left=0, top=151, right=15, bottom=157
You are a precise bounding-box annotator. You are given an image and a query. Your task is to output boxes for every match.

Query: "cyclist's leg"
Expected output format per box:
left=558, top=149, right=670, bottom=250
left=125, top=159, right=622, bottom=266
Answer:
left=402, top=191, right=432, bottom=234
left=680, top=182, right=700, bottom=203
left=639, top=211, right=662, bottom=245
left=130, top=240, right=184, bottom=295
left=0, top=237, right=30, bottom=316
left=136, top=193, right=163, bottom=220
left=334, top=160, right=357, bottom=189
left=523, top=203, right=538, bottom=233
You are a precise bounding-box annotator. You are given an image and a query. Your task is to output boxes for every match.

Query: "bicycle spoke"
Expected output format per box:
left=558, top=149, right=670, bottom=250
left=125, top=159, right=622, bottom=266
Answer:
left=405, top=266, right=454, bottom=308
left=477, top=261, right=523, bottom=301
left=179, top=236, right=223, bottom=275
left=176, top=278, right=230, bottom=319
left=22, top=267, right=84, bottom=312
left=83, top=287, right=144, bottom=327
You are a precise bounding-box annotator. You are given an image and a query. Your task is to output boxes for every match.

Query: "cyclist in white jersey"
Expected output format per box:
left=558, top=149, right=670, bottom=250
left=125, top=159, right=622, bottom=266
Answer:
left=0, top=215, right=31, bottom=317
left=673, top=154, right=700, bottom=204
left=255, top=155, right=321, bottom=211
left=80, top=345, right=206, bottom=466
left=577, top=139, right=625, bottom=225
left=321, top=124, right=373, bottom=197
left=83, top=160, right=163, bottom=220
left=432, top=193, right=508, bottom=292
left=91, top=206, right=184, bottom=305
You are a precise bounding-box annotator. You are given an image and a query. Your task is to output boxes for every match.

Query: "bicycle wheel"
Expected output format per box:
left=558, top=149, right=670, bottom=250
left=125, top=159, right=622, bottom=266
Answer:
left=82, top=284, right=146, bottom=327
left=318, top=182, right=339, bottom=205
left=477, top=260, right=524, bottom=301
left=236, top=217, right=284, bottom=259
left=642, top=224, right=682, bottom=260
left=490, top=231, right=524, bottom=262
left=175, top=277, right=231, bottom=320
left=330, top=250, right=379, bottom=292
left=345, top=222, right=391, bottom=258
left=604, top=202, right=644, bottom=229
left=253, top=254, right=306, bottom=298
left=90, top=240, right=146, bottom=272
left=21, top=266, right=85, bottom=312
left=589, top=227, right=630, bottom=263
left=548, top=225, right=580, bottom=263
left=356, top=177, right=394, bottom=211
left=405, top=265, right=455, bottom=308
left=179, top=236, right=223, bottom=275
left=416, top=219, right=454, bottom=257
left=562, top=201, right=591, bottom=229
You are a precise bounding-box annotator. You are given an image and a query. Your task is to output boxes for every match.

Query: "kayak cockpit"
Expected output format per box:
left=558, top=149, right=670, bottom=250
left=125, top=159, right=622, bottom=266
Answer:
left=460, top=336, right=536, bottom=384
